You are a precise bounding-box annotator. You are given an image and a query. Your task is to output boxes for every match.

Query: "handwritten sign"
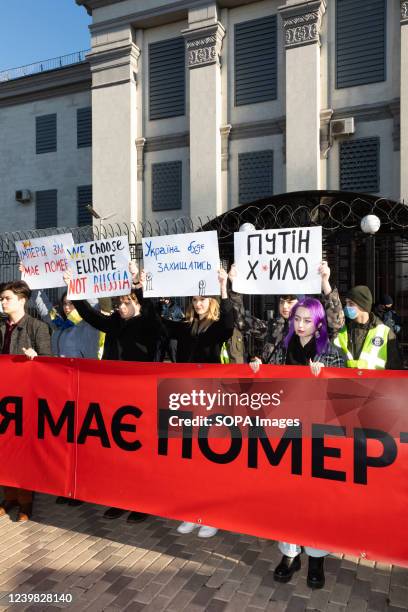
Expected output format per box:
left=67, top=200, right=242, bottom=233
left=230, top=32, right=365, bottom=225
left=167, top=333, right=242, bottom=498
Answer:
left=233, top=226, right=322, bottom=295
left=142, top=231, right=220, bottom=297
left=66, top=236, right=131, bottom=300
left=15, top=233, right=74, bottom=289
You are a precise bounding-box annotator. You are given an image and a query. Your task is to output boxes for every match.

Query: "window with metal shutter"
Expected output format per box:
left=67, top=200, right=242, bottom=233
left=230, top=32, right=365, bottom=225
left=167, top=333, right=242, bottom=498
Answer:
left=152, top=161, right=182, bottom=211
left=239, top=150, right=273, bottom=204
left=36, top=190, right=57, bottom=229
left=77, top=107, right=92, bottom=148
left=336, top=0, right=386, bottom=89
left=77, top=185, right=93, bottom=226
left=36, top=114, right=57, bottom=154
left=339, top=138, right=380, bottom=193
left=149, top=38, right=185, bottom=120
left=234, top=15, right=277, bottom=106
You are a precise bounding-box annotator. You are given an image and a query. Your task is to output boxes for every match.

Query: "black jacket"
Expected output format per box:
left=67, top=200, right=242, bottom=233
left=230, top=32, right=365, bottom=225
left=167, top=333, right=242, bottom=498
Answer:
left=73, top=294, right=162, bottom=362
left=163, top=298, right=234, bottom=363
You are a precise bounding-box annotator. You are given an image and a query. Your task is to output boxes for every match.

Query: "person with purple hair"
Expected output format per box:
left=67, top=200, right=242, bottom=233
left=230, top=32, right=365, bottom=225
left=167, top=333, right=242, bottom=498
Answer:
left=266, top=298, right=345, bottom=588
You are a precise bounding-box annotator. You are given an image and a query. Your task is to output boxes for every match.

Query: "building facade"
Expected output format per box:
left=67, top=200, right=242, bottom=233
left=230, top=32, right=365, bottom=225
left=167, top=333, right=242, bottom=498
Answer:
left=0, top=0, right=407, bottom=232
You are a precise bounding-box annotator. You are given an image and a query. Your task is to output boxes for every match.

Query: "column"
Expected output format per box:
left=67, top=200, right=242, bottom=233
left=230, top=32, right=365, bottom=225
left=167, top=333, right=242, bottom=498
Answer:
left=87, top=26, right=140, bottom=225
left=183, top=5, right=225, bottom=219
left=278, top=0, right=326, bottom=191
left=401, top=1, right=408, bottom=203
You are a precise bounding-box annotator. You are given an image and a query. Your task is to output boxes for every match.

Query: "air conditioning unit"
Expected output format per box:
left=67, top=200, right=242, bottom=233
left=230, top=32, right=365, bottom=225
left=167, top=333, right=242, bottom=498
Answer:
left=330, top=118, right=355, bottom=137
left=15, top=189, right=32, bottom=203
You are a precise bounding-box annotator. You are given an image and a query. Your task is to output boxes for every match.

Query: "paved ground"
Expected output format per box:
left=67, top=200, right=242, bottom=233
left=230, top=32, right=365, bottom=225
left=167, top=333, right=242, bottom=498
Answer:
left=0, top=493, right=406, bottom=612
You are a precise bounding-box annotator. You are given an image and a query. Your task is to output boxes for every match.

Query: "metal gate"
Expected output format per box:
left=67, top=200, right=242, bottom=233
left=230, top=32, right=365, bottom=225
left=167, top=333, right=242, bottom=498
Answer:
left=1, top=191, right=407, bottom=359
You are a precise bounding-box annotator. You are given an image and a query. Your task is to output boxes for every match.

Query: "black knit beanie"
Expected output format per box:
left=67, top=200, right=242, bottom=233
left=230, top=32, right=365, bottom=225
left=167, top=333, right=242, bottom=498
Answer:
left=347, top=285, right=373, bottom=313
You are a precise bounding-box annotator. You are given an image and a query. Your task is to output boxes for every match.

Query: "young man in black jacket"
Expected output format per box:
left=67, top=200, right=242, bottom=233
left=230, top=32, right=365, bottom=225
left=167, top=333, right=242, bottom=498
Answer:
left=0, top=280, right=51, bottom=522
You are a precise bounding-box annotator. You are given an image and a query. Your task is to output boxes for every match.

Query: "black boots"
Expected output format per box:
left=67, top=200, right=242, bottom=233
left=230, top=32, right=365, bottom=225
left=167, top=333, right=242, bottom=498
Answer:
left=307, top=556, right=325, bottom=589
left=273, top=554, right=301, bottom=582
left=273, top=554, right=325, bottom=589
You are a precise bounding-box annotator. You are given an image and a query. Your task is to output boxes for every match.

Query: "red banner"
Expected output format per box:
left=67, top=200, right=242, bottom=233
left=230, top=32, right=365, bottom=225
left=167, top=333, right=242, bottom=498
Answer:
left=0, top=356, right=407, bottom=567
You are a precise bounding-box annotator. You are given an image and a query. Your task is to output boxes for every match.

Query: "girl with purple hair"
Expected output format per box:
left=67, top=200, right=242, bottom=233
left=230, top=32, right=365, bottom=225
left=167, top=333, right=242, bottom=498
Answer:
left=266, top=297, right=345, bottom=589
left=270, top=297, right=345, bottom=374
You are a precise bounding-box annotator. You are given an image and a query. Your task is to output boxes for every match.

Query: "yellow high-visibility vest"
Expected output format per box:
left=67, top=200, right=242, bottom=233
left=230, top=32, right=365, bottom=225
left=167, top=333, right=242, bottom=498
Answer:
left=334, top=324, right=389, bottom=369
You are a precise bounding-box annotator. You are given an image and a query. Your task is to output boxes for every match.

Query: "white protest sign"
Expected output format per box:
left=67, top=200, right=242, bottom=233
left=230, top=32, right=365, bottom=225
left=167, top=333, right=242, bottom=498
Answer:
left=66, top=236, right=131, bottom=300
left=15, top=233, right=74, bottom=289
left=142, top=231, right=220, bottom=297
left=233, top=226, right=322, bottom=295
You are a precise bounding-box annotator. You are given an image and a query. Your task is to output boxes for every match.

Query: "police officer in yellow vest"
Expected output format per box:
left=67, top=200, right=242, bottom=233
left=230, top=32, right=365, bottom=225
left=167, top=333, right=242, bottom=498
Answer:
left=334, top=285, right=401, bottom=370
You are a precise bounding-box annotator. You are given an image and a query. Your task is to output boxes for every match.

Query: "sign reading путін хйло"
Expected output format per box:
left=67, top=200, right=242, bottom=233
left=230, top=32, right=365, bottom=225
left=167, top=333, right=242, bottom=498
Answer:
left=233, top=226, right=322, bottom=294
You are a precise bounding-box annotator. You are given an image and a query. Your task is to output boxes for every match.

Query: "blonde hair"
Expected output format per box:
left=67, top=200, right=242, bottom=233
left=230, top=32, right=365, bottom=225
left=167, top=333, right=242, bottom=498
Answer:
left=185, top=297, right=220, bottom=334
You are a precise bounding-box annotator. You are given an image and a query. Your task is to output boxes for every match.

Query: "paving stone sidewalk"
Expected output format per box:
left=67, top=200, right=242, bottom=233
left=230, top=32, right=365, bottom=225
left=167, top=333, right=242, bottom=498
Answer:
left=0, top=494, right=406, bottom=612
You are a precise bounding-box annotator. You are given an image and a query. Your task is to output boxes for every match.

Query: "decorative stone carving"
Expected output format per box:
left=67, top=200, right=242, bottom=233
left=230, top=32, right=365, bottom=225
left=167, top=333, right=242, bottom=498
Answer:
left=136, top=137, right=146, bottom=181
left=279, top=0, right=326, bottom=49
left=320, top=108, right=333, bottom=159
left=401, top=1, right=408, bottom=24
left=220, top=125, right=232, bottom=171
left=183, top=23, right=225, bottom=68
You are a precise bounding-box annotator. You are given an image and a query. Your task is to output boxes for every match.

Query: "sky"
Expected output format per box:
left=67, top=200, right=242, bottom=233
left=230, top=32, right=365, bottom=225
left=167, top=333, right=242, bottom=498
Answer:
left=0, top=0, right=92, bottom=72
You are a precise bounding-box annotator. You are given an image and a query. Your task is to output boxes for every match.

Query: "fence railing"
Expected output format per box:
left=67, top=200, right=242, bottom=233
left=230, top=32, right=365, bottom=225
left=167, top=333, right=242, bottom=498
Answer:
left=0, top=50, right=89, bottom=82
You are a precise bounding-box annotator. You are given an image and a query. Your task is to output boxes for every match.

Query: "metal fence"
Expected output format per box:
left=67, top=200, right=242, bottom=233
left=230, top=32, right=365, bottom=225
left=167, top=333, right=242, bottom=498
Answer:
left=1, top=190, right=407, bottom=360
left=0, top=50, right=89, bottom=83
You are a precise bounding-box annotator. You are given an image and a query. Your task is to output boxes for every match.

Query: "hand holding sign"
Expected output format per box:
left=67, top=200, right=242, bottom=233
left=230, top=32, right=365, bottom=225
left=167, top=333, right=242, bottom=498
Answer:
left=63, top=268, right=73, bottom=286
left=129, top=260, right=138, bottom=284
left=228, top=263, right=237, bottom=284
left=218, top=267, right=228, bottom=298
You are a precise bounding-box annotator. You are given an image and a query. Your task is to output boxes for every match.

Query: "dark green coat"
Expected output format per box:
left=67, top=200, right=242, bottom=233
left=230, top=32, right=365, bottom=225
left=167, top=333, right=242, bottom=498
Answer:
left=0, top=314, right=52, bottom=356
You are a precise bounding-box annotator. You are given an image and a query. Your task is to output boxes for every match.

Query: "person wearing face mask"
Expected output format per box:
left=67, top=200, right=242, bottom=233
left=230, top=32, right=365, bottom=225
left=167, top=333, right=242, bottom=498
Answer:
left=64, top=264, right=163, bottom=522
left=267, top=298, right=345, bottom=589
left=334, top=286, right=402, bottom=370
left=159, top=268, right=234, bottom=538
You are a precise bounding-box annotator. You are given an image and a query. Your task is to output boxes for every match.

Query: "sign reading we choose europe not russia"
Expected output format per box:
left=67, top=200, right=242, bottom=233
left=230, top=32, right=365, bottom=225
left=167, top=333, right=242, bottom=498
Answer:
left=66, top=236, right=132, bottom=300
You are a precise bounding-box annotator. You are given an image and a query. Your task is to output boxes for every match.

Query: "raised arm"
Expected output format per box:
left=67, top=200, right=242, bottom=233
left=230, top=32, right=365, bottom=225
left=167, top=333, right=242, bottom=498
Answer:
left=319, top=261, right=345, bottom=333
left=30, top=289, right=54, bottom=326
left=63, top=269, right=115, bottom=333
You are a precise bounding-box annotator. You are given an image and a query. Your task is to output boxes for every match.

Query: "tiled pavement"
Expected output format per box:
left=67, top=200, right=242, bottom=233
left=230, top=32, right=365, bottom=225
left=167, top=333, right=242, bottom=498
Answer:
left=0, top=494, right=406, bottom=612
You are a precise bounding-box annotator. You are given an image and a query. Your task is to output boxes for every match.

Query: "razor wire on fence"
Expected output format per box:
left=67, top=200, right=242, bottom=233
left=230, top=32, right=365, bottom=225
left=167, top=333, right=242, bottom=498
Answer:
left=0, top=192, right=407, bottom=336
